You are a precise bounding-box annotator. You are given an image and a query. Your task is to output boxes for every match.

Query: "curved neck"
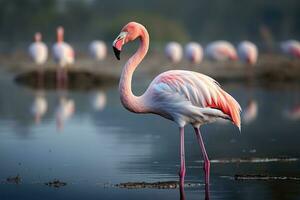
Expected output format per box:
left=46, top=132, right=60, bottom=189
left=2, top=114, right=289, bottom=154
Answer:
left=119, top=25, right=149, bottom=113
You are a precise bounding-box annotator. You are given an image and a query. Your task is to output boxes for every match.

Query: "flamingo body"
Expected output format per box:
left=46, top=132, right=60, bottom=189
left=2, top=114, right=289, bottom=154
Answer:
left=89, top=40, right=107, bottom=60
left=52, top=42, right=74, bottom=67
left=237, top=41, right=258, bottom=65
left=205, top=41, right=237, bottom=61
left=112, top=22, right=241, bottom=191
left=184, top=42, right=203, bottom=64
left=145, top=70, right=241, bottom=128
left=52, top=27, right=74, bottom=67
left=281, top=40, right=300, bottom=58
left=28, top=32, right=48, bottom=65
left=165, top=42, right=183, bottom=63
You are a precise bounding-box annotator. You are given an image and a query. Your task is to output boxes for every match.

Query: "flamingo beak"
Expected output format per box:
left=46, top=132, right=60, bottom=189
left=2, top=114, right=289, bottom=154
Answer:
left=112, top=32, right=127, bottom=60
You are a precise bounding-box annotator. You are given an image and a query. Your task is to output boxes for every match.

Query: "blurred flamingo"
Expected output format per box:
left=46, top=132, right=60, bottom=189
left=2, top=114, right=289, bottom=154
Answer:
left=28, top=32, right=48, bottom=87
left=205, top=41, right=237, bottom=61
left=280, top=40, right=300, bottom=59
left=89, top=40, right=107, bottom=61
left=31, top=93, right=48, bottom=124
left=112, top=22, right=241, bottom=195
left=56, top=97, right=75, bottom=130
left=184, top=42, right=203, bottom=64
left=165, top=42, right=183, bottom=63
left=237, top=41, right=258, bottom=65
left=52, top=26, right=75, bottom=88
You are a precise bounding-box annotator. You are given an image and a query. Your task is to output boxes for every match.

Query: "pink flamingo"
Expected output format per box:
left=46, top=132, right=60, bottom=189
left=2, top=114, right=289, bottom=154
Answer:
left=280, top=40, right=300, bottom=59
left=237, top=41, right=258, bottom=65
left=205, top=41, right=238, bottom=61
left=112, top=22, right=241, bottom=191
left=52, top=26, right=74, bottom=89
left=28, top=32, right=48, bottom=87
left=184, top=42, right=203, bottom=64
left=165, top=42, right=183, bottom=63
left=89, top=40, right=107, bottom=61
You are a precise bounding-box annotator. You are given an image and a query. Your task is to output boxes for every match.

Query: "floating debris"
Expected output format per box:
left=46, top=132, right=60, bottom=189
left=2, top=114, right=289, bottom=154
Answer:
left=45, top=179, right=67, bottom=188
left=195, top=157, right=298, bottom=164
left=115, top=181, right=201, bottom=189
left=6, top=175, right=21, bottom=184
left=234, top=174, right=300, bottom=181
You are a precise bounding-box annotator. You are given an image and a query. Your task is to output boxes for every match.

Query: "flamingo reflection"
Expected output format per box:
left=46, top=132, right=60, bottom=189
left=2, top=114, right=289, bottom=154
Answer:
left=31, top=92, right=48, bottom=124
left=91, top=91, right=107, bottom=111
left=56, top=96, right=75, bottom=131
left=242, top=99, right=258, bottom=124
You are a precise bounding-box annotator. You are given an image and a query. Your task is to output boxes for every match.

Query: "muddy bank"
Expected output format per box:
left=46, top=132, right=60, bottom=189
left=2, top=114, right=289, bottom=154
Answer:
left=2, top=53, right=300, bottom=88
left=14, top=69, right=118, bottom=90
left=234, top=174, right=300, bottom=181
left=115, top=181, right=201, bottom=189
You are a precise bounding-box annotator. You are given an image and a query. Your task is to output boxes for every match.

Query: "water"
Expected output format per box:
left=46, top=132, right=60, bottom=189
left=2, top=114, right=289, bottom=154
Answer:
left=0, top=70, right=300, bottom=200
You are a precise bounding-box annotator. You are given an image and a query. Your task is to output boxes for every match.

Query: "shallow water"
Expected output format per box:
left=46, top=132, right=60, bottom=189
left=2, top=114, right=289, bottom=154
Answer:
left=0, top=70, right=300, bottom=200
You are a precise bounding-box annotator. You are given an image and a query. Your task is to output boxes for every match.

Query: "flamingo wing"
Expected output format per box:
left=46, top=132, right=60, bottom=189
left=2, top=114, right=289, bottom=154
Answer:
left=148, top=70, right=241, bottom=129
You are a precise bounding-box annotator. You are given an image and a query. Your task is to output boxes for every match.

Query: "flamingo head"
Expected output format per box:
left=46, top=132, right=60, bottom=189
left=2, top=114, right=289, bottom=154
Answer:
left=34, top=32, right=42, bottom=42
left=57, top=26, right=64, bottom=43
left=112, top=22, right=141, bottom=60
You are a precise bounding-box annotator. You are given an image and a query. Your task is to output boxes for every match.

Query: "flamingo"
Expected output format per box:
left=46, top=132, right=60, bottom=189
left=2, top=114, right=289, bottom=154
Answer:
left=89, top=40, right=107, bottom=61
left=52, top=26, right=75, bottom=88
left=237, top=41, right=258, bottom=65
left=29, top=32, right=48, bottom=65
left=28, top=32, right=48, bottom=87
left=165, top=42, right=183, bottom=63
left=205, top=41, right=237, bottom=61
left=112, top=22, right=241, bottom=192
left=280, top=40, right=300, bottom=59
left=184, top=42, right=203, bottom=64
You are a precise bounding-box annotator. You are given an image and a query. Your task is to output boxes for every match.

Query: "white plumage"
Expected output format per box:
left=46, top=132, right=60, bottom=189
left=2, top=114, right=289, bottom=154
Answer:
left=184, top=42, right=203, bottom=64
left=165, top=42, right=183, bottom=63
left=280, top=40, right=300, bottom=58
left=52, top=26, right=74, bottom=67
left=205, top=41, right=237, bottom=61
left=145, top=70, right=241, bottom=129
left=237, top=41, right=258, bottom=65
left=89, top=40, right=107, bottom=60
left=28, top=32, right=48, bottom=65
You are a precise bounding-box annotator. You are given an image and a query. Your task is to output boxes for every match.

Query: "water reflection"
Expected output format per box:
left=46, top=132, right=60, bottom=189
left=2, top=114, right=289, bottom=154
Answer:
left=55, top=94, right=75, bottom=131
left=242, top=99, right=258, bottom=124
left=90, top=90, right=107, bottom=111
left=1, top=73, right=300, bottom=200
left=30, top=91, right=48, bottom=124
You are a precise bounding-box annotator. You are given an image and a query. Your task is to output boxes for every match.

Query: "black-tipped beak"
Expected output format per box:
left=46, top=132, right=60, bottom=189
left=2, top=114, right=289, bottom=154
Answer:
left=113, top=46, right=121, bottom=60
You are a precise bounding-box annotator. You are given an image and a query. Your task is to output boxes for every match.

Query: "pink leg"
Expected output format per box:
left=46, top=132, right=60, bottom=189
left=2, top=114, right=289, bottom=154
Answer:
left=179, top=127, right=186, bottom=186
left=179, top=182, right=186, bottom=200
left=194, top=127, right=210, bottom=186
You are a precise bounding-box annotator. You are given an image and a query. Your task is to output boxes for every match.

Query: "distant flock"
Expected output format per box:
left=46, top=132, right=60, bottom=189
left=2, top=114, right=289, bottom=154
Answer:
left=29, top=26, right=300, bottom=68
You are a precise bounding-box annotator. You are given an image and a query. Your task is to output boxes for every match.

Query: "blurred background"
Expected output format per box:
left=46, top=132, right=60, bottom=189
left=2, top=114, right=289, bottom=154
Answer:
left=0, top=0, right=299, bottom=51
left=0, top=1, right=300, bottom=200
